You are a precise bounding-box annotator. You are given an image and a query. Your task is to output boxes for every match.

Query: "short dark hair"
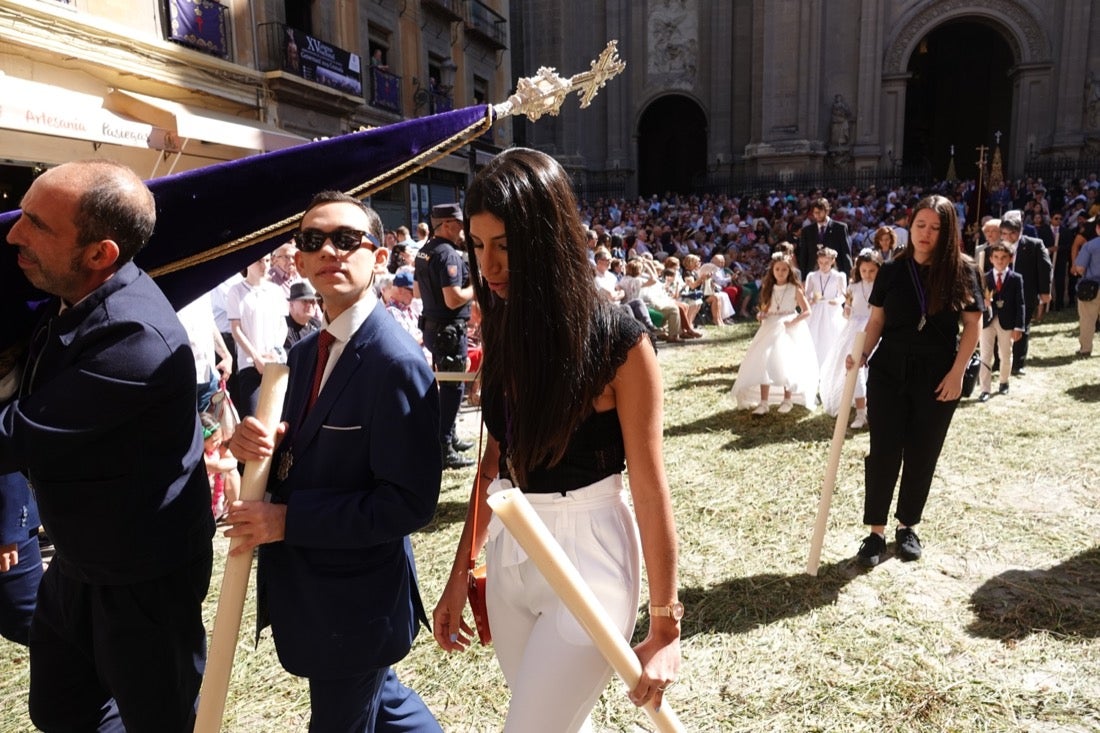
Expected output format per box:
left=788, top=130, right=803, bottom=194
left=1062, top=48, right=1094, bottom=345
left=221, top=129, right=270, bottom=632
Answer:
left=302, top=190, right=383, bottom=243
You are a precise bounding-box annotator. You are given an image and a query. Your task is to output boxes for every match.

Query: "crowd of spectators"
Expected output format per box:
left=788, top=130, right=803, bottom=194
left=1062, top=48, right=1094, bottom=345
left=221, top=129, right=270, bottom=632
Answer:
left=573, top=173, right=1100, bottom=331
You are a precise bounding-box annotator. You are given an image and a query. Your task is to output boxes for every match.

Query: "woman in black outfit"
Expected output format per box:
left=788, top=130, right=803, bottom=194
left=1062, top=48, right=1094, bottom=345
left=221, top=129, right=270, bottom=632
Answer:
left=848, top=195, right=983, bottom=567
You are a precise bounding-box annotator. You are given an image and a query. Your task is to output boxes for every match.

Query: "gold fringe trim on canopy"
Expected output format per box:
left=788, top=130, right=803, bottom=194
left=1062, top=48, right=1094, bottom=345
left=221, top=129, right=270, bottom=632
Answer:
left=148, top=106, right=495, bottom=279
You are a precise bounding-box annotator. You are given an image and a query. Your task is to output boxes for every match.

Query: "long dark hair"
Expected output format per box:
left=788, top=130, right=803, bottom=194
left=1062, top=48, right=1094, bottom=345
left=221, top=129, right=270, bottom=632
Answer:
left=465, top=148, right=617, bottom=485
left=897, top=194, right=975, bottom=313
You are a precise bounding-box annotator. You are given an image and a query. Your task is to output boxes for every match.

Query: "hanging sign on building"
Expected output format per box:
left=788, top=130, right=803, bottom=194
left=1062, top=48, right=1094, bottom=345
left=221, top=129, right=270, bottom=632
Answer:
left=283, top=28, right=363, bottom=97
left=0, top=78, right=176, bottom=151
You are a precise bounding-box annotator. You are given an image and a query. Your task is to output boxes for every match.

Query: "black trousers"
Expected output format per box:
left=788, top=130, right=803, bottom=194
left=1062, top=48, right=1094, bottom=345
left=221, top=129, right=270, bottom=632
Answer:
left=422, top=322, right=467, bottom=448
left=864, top=347, right=960, bottom=527
left=28, top=548, right=212, bottom=732
left=1011, top=298, right=1037, bottom=369
left=237, top=365, right=262, bottom=418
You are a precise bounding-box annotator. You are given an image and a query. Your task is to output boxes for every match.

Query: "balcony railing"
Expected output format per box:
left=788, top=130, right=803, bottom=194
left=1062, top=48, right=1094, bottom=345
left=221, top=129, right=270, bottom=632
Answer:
left=370, top=67, right=403, bottom=114
left=258, top=22, right=364, bottom=97
left=423, top=0, right=464, bottom=22
left=466, top=0, right=507, bottom=49
left=163, top=0, right=231, bottom=59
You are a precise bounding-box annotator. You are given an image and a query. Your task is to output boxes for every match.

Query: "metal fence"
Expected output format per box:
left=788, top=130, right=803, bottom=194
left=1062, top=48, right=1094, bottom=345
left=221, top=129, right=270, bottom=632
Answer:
left=1020, top=156, right=1100, bottom=186
left=692, top=163, right=935, bottom=198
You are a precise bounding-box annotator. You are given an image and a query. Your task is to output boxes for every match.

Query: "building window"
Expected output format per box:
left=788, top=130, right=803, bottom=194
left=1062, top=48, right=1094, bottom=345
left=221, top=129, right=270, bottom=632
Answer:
left=285, top=0, right=312, bottom=35
left=163, top=0, right=231, bottom=59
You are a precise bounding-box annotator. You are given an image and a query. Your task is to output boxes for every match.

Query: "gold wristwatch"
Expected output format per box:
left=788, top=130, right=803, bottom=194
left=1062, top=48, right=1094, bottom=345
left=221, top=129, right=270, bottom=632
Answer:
left=650, top=602, right=685, bottom=621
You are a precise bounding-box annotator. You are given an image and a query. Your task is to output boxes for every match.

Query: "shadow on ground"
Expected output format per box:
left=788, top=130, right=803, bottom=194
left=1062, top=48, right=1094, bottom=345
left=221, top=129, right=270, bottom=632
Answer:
left=423, top=500, right=470, bottom=532
left=665, top=408, right=840, bottom=449
left=967, top=546, right=1100, bottom=641
left=1067, top=381, right=1100, bottom=403
left=670, top=561, right=857, bottom=639
left=1023, top=353, right=1080, bottom=369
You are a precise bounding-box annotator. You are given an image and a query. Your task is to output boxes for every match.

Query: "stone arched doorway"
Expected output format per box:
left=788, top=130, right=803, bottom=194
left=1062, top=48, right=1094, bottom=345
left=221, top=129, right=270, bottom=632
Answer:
left=637, top=95, right=707, bottom=196
left=903, top=21, right=1014, bottom=177
left=882, top=0, right=1050, bottom=179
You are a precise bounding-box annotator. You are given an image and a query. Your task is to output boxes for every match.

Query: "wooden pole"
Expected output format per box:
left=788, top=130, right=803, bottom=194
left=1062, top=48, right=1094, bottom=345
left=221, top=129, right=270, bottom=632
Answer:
left=806, top=332, right=866, bottom=576
left=487, top=489, right=686, bottom=733
left=195, top=364, right=289, bottom=733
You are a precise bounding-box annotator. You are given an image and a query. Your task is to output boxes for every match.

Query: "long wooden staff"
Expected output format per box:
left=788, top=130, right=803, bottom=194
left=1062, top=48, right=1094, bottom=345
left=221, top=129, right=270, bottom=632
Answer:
left=487, top=489, right=686, bottom=733
left=806, top=333, right=866, bottom=576
left=195, top=364, right=290, bottom=733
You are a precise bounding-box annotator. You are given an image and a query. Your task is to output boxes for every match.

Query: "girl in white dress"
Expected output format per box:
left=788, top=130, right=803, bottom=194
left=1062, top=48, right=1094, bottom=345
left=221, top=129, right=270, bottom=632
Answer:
left=731, top=253, right=819, bottom=415
left=819, top=249, right=883, bottom=428
left=804, top=247, right=848, bottom=368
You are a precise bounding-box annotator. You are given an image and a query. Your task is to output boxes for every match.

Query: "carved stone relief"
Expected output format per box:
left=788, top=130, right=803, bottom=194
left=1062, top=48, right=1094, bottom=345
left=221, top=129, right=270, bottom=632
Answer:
left=647, top=0, right=698, bottom=88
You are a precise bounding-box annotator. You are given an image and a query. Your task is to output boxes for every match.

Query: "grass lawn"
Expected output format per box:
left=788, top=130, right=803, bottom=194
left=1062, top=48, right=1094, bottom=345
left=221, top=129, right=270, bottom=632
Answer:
left=1, top=309, right=1098, bottom=732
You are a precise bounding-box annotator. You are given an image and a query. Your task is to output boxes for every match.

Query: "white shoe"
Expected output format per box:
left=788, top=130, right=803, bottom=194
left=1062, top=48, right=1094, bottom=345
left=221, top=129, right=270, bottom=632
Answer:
left=849, top=413, right=867, bottom=429
left=777, top=400, right=793, bottom=414
left=752, top=403, right=769, bottom=416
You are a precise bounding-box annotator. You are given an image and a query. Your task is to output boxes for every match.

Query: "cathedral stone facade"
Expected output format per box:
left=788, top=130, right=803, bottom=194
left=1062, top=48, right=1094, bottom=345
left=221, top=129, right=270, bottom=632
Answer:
left=510, top=0, right=1100, bottom=196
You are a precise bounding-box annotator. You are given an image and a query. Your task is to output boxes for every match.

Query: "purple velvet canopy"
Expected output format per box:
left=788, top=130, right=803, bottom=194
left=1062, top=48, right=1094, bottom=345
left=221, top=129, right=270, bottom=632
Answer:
left=0, top=105, right=492, bottom=323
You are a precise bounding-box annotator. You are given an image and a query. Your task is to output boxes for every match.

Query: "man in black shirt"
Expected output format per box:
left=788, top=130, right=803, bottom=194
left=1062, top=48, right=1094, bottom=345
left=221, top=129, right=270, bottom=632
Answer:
left=414, top=203, right=475, bottom=469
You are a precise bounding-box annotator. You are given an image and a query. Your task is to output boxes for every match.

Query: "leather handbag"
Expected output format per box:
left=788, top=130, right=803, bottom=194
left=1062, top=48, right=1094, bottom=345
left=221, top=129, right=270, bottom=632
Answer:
left=1077, top=278, right=1099, bottom=302
left=466, top=413, right=492, bottom=645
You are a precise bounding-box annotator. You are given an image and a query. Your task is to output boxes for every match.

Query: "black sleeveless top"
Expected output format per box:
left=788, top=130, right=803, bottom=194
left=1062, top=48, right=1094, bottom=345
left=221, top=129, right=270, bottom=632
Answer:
left=482, top=306, right=647, bottom=494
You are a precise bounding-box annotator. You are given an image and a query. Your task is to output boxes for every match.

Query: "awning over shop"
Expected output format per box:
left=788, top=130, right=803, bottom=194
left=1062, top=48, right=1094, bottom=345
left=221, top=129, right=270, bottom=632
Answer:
left=104, top=90, right=307, bottom=153
left=0, top=73, right=172, bottom=151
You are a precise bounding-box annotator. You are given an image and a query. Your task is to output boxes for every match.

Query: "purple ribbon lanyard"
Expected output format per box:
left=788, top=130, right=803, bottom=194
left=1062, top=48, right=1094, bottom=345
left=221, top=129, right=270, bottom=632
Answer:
left=907, top=258, right=927, bottom=332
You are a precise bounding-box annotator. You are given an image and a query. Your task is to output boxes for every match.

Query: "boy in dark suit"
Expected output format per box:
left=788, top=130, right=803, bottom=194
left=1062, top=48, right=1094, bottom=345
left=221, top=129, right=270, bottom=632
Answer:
left=977, top=243, right=1026, bottom=402
left=228, top=191, right=443, bottom=732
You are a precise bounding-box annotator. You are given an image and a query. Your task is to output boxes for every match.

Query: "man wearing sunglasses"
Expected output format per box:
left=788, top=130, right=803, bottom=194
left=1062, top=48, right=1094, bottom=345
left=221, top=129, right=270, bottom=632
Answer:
left=229, top=191, right=444, bottom=732
left=414, top=202, right=475, bottom=470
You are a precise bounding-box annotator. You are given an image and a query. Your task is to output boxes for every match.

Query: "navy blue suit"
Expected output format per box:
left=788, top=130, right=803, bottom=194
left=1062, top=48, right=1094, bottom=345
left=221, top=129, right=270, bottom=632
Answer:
left=261, top=300, right=442, bottom=732
left=0, top=261, right=214, bottom=731
left=983, top=269, right=1026, bottom=331
left=0, top=471, right=41, bottom=647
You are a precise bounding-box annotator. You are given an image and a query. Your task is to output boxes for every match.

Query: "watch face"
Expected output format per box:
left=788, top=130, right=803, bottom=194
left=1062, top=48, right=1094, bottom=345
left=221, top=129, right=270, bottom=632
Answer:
left=671, top=602, right=685, bottom=620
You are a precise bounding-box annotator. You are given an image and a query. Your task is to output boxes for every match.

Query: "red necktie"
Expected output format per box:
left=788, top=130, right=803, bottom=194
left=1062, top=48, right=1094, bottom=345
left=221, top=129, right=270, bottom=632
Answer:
left=996, top=272, right=1003, bottom=292
left=307, top=330, right=336, bottom=411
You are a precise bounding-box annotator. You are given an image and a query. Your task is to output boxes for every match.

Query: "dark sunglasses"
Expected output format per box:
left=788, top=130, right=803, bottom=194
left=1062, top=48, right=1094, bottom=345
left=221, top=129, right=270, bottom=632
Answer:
left=293, top=227, right=380, bottom=253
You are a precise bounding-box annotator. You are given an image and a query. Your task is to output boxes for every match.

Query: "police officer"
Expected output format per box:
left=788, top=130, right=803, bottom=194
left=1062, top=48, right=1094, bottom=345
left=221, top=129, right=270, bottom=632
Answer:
left=414, top=203, right=475, bottom=469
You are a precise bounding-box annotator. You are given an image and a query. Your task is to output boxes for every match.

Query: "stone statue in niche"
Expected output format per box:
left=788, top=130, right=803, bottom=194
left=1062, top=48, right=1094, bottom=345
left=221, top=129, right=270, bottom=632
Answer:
left=1086, top=71, right=1100, bottom=129
left=829, top=94, right=852, bottom=149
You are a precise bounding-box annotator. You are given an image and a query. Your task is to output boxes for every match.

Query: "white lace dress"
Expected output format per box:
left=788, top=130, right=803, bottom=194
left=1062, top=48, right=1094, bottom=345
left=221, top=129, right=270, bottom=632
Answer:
left=804, top=269, right=848, bottom=367
left=819, top=280, right=874, bottom=416
left=730, top=283, right=820, bottom=408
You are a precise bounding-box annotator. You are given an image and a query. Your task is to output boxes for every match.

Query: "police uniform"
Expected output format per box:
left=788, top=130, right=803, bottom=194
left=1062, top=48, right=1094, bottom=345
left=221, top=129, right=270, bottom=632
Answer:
left=414, top=203, right=472, bottom=463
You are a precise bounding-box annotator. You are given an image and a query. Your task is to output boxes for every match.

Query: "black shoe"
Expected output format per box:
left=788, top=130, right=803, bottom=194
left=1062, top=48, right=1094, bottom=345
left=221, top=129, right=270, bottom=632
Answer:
left=1011, top=367, right=1025, bottom=376
left=895, top=527, right=923, bottom=561
left=977, top=392, right=991, bottom=403
left=997, top=383, right=1009, bottom=395
left=451, top=437, right=474, bottom=452
left=442, top=450, right=475, bottom=470
left=856, top=532, right=887, bottom=567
